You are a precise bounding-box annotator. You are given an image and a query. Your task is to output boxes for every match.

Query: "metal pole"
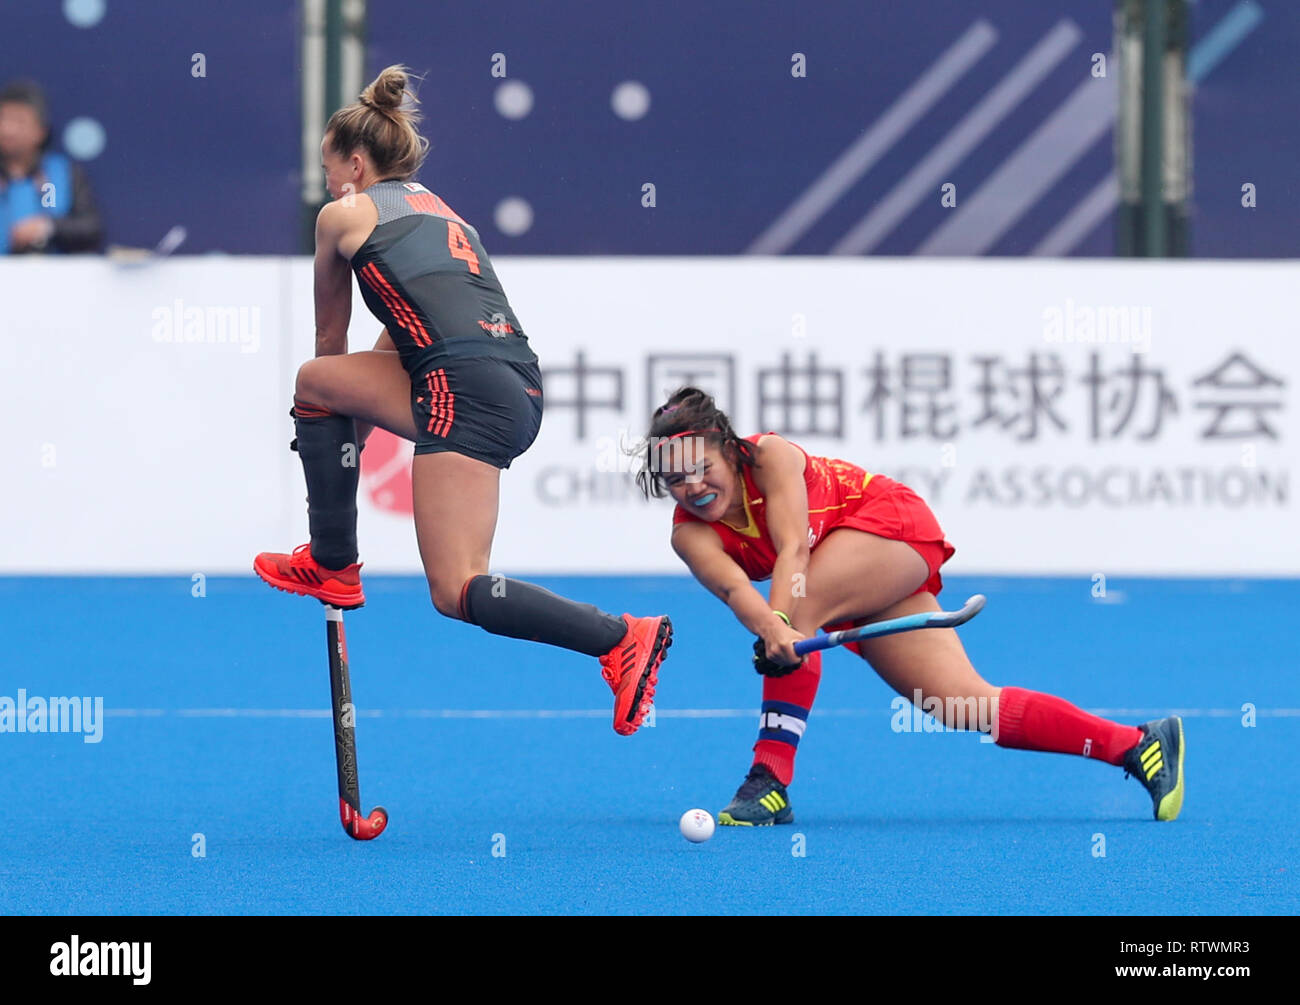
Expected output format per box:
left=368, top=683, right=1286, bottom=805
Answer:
left=300, top=0, right=366, bottom=252
left=1140, top=0, right=1167, bottom=256
left=300, top=0, right=326, bottom=251
left=324, top=0, right=343, bottom=129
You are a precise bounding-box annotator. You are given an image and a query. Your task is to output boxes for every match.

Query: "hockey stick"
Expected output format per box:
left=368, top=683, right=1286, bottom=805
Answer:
left=325, top=606, right=387, bottom=840
left=793, top=594, right=987, bottom=656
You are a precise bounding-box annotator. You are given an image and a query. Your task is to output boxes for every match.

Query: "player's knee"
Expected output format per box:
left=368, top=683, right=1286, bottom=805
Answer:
left=431, top=571, right=496, bottom=621
left=295, top=358, right=331, bottom=407
left=429, top=574, right=480, bottom=621
left=428, top=580, right=462, bottom=619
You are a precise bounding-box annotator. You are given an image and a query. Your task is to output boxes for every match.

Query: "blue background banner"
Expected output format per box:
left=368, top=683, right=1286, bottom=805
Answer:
left=2, top=0, right=1293, bottom=256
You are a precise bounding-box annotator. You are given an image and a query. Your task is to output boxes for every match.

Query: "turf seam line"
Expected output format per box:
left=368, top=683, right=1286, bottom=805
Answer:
left=98, top=706, right=1300, bottom=719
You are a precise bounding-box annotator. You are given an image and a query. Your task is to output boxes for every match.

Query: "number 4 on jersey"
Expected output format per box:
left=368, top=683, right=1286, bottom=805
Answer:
left=447, top=221, right=481, bottom=275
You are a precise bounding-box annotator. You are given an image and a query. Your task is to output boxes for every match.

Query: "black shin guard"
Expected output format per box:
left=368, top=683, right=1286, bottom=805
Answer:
left=294, top=400, right=360, bottom=570
left=459, top=576, right=628, bottom=656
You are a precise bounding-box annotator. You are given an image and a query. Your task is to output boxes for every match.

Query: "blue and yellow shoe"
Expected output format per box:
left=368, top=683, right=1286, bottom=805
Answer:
left=718, top=764, right=794, bottom=826
left=1122, top=716, right=1185, bottom=821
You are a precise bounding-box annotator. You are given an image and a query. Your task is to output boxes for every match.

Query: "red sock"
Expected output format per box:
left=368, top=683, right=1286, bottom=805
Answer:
left=995, top=686, right=1142, bottom=765
left=752, top=651, right=822, bottom=786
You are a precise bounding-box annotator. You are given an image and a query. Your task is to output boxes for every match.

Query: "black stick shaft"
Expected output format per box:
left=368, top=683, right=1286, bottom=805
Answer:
left=325, top=607, right=361, bottom=814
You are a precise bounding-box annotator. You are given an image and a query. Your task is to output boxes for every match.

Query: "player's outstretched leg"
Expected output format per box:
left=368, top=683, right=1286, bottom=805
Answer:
left=791, top=530, right=1184, bottom=822
left=853, top=595, right=1184, bottom=821
left=414, top=451, right=672, bottom=736
left=993, top=685, right=1184, bottom=820
left=457, top=577, right=671, bottom=736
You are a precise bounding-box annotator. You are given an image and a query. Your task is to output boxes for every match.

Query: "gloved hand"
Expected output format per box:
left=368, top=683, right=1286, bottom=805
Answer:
left=752, top=611, right=804, bottom=677
left=753, top=636, right=801, bottom=677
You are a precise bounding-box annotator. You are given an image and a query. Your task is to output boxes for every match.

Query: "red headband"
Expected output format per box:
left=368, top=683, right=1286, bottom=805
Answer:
left=660, top=428, right=722, bottom=442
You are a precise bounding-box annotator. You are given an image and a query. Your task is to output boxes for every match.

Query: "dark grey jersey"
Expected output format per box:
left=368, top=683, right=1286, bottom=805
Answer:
left=350, top=180, right=534, bottom=371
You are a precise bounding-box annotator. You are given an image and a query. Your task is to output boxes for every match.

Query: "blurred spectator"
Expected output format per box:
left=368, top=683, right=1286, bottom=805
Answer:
left=0, top=79, right=103, bottom=254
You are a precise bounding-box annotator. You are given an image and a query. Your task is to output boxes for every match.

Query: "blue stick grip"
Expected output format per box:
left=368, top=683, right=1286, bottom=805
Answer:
left=792, top=594, right=986, bottom=656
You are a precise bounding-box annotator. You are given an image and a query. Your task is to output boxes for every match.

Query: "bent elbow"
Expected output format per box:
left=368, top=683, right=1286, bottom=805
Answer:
left=782, top=542, right=811, bottom=564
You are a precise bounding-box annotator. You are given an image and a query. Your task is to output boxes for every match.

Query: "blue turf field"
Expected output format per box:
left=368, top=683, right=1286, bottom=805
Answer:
left=1, top=575, right=1296, bottom=915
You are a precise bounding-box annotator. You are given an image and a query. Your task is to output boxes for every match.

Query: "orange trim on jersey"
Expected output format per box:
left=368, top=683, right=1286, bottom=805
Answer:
left=361, top=263, right=432, bottom=348
left=359, top=263, right=417, bottom=345
left=403, top=192, right=468, bottom=226
left=363, top=263, right=431, bottom=348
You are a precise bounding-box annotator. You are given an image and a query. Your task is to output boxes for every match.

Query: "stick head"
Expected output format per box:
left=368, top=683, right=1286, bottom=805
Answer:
left=340, top=799, right=388, bottom=841
left=953, top=594, right=986, bottom=625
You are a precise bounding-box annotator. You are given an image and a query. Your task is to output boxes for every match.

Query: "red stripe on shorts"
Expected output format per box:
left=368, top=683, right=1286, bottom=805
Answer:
left=425, top=369, right=455, bottom=437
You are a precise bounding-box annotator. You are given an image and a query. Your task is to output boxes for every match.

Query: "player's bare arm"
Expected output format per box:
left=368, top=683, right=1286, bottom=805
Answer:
left=313, top=200, right=353, bottom=357
left=749, top=434, right=812, bottom=656
left=671, top=521, right=785, bottom=642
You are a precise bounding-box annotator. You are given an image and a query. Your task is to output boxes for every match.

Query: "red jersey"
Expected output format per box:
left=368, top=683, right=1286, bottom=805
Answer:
left=673, top=433, right=958, bottom=618
left=672, top=434, right=889, bottom=581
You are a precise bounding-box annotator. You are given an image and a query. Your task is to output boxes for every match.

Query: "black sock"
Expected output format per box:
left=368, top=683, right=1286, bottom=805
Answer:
left=294, top=399, right=359, bottom=569
left=460, top=576, right=629, bottom=656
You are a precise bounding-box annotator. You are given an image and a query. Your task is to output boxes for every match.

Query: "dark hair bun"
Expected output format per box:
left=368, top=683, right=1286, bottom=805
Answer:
left=365, top=66, right=406, bottom=110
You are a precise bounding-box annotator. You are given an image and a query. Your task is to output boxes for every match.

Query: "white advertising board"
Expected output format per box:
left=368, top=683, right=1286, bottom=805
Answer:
left=3, top=258, right=1294, bottom=576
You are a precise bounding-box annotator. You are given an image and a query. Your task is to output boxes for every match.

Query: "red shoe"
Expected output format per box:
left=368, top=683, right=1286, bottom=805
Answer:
left=598, top=614, right=672, bottom=736
left=253, top=543, right=366, bottom=609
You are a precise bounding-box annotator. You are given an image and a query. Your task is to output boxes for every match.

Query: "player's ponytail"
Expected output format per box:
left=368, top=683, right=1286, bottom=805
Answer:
left=635, top=387, right=756, bottom=498
left=325, top=64, right=430, bottom=181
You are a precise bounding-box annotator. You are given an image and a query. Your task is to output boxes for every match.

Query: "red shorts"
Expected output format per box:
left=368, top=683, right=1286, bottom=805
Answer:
left=822, top=475, right=955, bottom=655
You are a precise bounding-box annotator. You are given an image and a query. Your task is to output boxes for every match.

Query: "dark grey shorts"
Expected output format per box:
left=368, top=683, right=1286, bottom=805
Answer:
left=411, top=355, right=543, bottom=469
